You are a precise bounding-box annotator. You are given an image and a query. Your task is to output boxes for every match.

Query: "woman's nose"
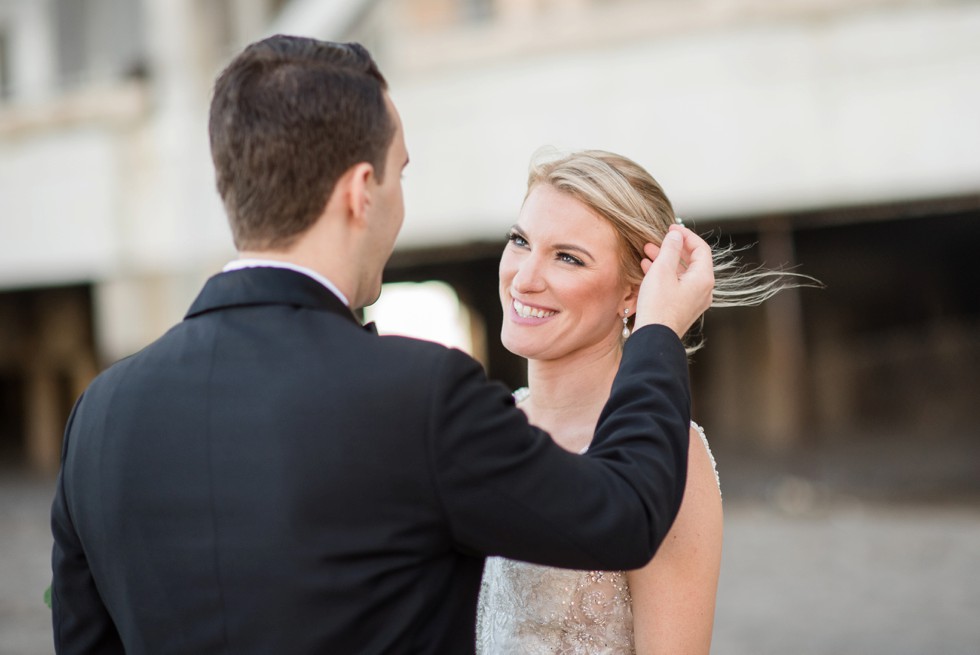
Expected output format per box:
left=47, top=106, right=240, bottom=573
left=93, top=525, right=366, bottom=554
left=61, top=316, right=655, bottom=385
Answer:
left=511, top=255, right=546, bottom=293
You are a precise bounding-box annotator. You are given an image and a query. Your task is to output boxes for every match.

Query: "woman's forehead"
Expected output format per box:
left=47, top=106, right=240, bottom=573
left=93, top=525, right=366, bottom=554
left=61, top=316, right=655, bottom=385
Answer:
left=519, top=186, right=616, bottom=241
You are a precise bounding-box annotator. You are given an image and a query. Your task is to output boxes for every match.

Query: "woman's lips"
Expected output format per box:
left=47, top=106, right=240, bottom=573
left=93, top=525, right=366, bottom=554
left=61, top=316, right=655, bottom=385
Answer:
left=510, top=298, right=558, bottom=324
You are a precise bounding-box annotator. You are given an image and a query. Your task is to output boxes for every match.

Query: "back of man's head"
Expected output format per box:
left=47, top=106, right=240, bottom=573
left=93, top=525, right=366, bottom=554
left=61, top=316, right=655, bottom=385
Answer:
left=209, top=35, right=394, bottom=251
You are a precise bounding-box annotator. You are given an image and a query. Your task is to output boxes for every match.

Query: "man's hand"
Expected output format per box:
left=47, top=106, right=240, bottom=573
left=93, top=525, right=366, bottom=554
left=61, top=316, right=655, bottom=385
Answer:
left=633, top=224, right=714, bottom=338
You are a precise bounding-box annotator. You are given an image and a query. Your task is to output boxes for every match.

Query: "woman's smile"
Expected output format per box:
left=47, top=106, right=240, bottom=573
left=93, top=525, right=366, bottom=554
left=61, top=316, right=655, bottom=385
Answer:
left=510, top=298, right=559, bottom=322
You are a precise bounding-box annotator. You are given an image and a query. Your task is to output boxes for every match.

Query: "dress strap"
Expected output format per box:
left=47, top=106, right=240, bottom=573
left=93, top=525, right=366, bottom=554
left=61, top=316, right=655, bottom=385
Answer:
left=691, top=421, right=721, bottom=494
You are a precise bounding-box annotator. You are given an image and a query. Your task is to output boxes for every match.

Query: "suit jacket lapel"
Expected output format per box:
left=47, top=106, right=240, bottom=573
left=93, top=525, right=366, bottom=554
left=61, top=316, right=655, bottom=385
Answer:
left=185, top=268, right=363, bottom=328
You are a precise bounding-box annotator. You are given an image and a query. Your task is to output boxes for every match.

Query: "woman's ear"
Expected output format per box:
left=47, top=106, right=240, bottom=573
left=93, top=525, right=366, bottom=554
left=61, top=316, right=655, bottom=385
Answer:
left=622, top=282, right=639, bottom=313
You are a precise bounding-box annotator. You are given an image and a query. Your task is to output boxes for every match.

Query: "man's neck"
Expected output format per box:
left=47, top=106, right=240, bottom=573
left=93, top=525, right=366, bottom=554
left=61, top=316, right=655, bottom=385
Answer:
left=233, top=250, right=353, bottom=307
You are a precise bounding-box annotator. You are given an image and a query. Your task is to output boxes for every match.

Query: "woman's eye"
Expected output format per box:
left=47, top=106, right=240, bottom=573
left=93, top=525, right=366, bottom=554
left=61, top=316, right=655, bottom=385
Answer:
left=507, top=232, right=529, bottom=248
left=557, top=252, right=584, bottom=266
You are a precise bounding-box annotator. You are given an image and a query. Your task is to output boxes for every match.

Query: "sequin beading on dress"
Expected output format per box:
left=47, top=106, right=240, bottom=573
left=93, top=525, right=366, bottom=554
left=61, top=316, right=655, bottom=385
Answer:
left=476, top=557, right=635, bottom=655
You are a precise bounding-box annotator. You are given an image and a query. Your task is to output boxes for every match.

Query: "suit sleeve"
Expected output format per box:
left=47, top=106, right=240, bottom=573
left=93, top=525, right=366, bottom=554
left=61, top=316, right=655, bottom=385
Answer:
left=428, top=324, right=690, bottom=571
left=51, top=395, right=125, bottom=654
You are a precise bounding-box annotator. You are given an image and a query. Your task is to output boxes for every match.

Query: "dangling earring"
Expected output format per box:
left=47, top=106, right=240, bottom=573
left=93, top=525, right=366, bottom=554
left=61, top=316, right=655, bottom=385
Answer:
left=622, top=308, right=631, bottom=339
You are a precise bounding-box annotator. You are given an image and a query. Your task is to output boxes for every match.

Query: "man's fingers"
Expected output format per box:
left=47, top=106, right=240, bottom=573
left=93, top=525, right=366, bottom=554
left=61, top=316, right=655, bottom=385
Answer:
left=647, top=231, right=683, bottom=278
left=641, top=226, right=712, bottom=284
left=634, top=225, right=715, bottom=337
left=678, top=229, right=714, bottom=279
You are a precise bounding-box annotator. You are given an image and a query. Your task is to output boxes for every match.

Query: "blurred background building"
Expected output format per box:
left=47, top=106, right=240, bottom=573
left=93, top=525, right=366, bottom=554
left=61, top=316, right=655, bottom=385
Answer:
left=1, top=0, right=978, bottom=479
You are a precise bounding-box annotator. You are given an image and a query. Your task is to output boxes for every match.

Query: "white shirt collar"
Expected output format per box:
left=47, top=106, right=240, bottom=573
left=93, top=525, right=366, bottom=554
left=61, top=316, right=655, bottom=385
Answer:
left=222, top=259, right=350, bottom=307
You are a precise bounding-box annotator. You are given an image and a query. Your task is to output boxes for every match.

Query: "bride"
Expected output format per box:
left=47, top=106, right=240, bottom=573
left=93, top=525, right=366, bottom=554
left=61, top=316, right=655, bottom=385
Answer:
left=477, top=149, right=798, bottom=654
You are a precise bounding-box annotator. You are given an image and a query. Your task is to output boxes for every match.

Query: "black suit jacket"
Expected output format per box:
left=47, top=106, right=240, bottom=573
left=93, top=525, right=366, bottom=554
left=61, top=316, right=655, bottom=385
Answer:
left=51, top=267, right=690, bottom=654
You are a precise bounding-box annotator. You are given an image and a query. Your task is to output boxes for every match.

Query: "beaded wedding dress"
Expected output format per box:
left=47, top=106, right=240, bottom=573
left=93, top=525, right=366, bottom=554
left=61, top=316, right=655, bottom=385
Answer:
left=475, top=398, right=718, bottom=655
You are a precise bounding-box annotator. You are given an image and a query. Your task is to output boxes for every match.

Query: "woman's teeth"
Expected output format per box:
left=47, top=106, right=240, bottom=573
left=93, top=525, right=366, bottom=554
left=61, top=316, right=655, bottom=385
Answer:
left=513, top=299, right=556, bottom=319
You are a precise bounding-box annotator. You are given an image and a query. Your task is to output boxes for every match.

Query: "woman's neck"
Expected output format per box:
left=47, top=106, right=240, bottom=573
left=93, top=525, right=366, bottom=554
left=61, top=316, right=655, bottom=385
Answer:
left=523, top=341, right=623, bottom=453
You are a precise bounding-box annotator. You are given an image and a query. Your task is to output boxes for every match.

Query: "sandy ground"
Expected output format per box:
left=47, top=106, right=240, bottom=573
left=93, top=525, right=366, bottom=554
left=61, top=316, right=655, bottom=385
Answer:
left=715, top=502, right=980, bottom=654
left=3, top=463, right=979, bottom=654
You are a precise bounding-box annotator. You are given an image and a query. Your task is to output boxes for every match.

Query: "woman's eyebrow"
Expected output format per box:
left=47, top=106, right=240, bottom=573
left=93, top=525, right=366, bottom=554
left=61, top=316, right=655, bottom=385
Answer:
left=509, top=225, right=595, bottom=262
left=552, top=242, right=595, bottom=262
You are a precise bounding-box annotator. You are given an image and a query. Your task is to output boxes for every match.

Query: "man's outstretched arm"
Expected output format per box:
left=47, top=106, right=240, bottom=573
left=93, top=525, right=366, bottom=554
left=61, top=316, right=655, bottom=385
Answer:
left=431, top=227, right=715, bottom=569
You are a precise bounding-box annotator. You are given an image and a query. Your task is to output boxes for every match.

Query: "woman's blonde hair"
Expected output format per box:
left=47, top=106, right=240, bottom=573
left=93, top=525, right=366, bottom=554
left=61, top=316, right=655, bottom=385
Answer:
left=526, top=148, right=814, bottom=352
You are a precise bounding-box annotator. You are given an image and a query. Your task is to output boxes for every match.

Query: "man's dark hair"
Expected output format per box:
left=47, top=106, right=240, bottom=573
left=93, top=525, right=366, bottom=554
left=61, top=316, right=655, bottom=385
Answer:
left=209, top=35, right=394, bottom=250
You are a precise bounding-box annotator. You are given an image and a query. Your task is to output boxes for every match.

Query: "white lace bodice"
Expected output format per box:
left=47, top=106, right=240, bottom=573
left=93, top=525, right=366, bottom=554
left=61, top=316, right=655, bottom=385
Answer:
left=477, top=558, right=634, bottom=655
left=476, top=410, right=718, bottom=655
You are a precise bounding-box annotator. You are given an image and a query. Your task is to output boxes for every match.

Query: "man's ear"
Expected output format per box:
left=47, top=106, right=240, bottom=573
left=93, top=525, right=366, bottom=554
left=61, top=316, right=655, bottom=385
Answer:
left=345, top=162, right=375, bottom=225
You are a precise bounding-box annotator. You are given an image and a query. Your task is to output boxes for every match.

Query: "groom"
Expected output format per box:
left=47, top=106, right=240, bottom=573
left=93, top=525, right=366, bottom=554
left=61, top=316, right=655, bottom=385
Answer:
left=51, top=36, right=715, bottom=654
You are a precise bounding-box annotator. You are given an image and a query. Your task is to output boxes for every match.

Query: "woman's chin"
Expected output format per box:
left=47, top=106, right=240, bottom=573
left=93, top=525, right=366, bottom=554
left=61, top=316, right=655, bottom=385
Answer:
left=500, top=332, right=541, bottom=360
